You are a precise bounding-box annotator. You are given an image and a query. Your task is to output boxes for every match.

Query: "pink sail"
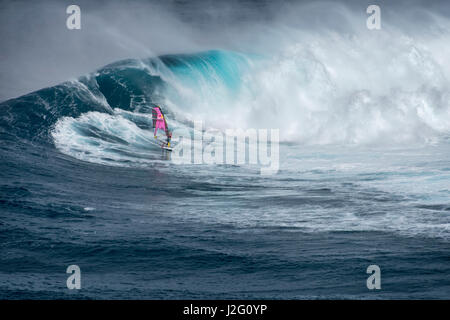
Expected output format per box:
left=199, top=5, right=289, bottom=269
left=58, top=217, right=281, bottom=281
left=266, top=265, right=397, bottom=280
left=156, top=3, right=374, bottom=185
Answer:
left=152, top=106, right=168, bottom=137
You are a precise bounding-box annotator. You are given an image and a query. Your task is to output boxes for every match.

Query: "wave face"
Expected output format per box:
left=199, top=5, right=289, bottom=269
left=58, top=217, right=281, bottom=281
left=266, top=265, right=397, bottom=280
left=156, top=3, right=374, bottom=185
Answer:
left=0, top=50, right=252, bottom=159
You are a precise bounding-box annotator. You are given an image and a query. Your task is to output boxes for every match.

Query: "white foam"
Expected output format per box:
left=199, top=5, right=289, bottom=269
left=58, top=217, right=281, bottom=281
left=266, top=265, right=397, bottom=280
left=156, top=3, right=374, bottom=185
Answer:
left=51, top=110, right=166, bottom=166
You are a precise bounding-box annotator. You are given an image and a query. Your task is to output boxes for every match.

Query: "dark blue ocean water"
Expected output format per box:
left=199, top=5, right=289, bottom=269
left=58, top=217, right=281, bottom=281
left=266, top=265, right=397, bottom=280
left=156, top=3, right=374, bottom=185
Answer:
left=1, top=50, right=450, bottom=299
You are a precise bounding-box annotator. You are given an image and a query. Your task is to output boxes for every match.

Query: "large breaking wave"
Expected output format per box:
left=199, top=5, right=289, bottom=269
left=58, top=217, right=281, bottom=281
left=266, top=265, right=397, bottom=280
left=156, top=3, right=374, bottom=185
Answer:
left=2, top=16, right=450, bottom=166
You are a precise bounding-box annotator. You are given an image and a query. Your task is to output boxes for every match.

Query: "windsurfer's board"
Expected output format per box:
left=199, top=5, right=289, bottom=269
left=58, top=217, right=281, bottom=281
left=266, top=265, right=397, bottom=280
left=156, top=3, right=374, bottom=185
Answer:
left=162, top=146, right=173, bottom=151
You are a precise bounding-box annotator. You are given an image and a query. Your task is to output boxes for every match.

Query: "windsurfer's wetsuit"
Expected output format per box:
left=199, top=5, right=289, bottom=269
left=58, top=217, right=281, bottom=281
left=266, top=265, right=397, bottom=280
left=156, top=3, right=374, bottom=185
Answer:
left=152, top=106, right=171, bottom=147
left=166, top=133, right=172, bottom=147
